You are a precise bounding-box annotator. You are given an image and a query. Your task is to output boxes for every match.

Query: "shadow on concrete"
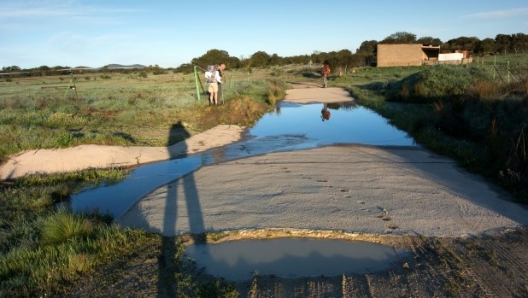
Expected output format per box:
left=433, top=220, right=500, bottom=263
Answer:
left=156, top=121, right=208, bottom=297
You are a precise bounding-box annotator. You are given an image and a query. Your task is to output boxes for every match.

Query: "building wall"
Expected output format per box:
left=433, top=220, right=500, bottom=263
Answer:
left=438, top=53, right=464, bottom=62
left=377, top=44, right=425, bottom=67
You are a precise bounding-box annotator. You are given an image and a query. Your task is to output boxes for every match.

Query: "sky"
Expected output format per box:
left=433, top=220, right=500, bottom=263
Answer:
left=1, top=0, right=527, bottom=69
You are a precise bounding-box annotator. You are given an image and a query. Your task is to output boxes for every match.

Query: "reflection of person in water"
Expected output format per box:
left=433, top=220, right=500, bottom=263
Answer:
left=321, top=103, right=331, bottom=121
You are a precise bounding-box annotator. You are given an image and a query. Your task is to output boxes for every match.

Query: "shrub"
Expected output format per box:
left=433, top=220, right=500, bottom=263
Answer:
left=40, top=209, right=94, bottom=245
left=390, top=65, right=491, bottom=103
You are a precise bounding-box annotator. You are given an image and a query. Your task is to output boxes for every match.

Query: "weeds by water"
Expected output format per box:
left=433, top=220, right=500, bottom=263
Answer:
left=0, top=70, right=284, bottom=296
left=0, top=71, right=282, bottom=161
left=0, top=168, right=239, bottom=296
left=352, top=59, right=528, bottom=202
left=3, top=58, right=528, bottom=295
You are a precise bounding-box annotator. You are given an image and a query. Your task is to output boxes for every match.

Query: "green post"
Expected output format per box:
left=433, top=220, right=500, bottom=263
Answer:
left=194, top=66, right=201, bottom=101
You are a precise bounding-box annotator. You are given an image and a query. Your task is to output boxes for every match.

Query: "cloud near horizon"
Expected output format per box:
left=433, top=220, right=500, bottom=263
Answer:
left=464, top=7, right=528, bottom=20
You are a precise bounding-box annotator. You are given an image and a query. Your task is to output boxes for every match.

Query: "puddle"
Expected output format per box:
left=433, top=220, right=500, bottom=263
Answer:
left=250, top=102, right=415, bottom=147
left=71, top=101, right=418, bottom=217
left=185, top=238, right=403, bottom=281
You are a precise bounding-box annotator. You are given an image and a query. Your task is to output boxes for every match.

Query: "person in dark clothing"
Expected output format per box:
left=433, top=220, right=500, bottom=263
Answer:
left=217, top=63, right=226, bottom=103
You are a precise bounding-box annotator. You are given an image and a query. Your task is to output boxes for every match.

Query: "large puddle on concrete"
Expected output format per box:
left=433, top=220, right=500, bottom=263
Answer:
left=185, top=238, right=402, bottom=280
left=72, top=100, right=415, bottom=279
left=72, top=101, right=417, bottom=217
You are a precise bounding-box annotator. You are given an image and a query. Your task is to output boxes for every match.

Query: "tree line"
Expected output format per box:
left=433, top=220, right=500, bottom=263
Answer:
left=3, top=31, right=527, bottom=76
left=172, top=31, right=528, bottom=73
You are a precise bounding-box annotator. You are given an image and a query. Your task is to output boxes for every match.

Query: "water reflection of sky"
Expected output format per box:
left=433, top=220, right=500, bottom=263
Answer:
left=250, top=102, right=416, bottom=147
left=72, top=101, right=418, bottom=217
left=186, top=238, right=401, bottom=280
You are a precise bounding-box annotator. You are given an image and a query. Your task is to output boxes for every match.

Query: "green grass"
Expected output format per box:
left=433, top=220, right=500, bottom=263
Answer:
left=350, top=57, right=528, bottom=202
left=2, top=59, right=528, bottom=295
left=0, top=70, right=283, bottom=162
left=0, top=68, right=286, bottom=296
left=0, top=169, right=238, bottom=296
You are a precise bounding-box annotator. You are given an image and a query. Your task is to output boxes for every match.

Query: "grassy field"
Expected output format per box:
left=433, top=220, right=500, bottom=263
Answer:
left=1, top=56, right=528, bottom=296
left=0, top=67, right=290, bottom=162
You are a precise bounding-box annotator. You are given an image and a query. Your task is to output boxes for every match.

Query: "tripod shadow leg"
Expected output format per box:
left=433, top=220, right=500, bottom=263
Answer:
left=157, top=121, right=208, bottom=296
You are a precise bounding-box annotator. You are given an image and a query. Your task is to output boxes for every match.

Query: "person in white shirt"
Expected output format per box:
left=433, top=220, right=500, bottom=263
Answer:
left=205, top=65, right=222, bottom=105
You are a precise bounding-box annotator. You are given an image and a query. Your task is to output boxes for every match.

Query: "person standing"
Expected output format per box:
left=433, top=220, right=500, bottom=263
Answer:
left=205, top=65, right=222, bottom=105
left=321, top=61, right=331, bottom=88
left=217, top=63, right=226, bottom=104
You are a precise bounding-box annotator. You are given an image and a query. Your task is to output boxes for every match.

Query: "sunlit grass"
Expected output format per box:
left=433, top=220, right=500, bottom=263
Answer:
left=353, top=58, right=528, bottom=202
left=0, top=70, right=284, bottom=160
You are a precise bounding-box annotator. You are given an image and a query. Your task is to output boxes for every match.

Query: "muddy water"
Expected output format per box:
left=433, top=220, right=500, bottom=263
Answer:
left=72, top=101, right=416, bottom=217
left=185, top=238, right=403, bottom=280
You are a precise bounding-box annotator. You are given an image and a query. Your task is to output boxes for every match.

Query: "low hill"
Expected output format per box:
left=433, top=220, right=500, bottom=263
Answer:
left=103, top=64, right=147, bottom=69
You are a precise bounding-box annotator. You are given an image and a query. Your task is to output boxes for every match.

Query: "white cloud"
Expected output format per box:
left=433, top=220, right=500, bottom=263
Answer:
left=464, top=7, right=528, bottom=20
left=0, top=1, right=145, bottom=20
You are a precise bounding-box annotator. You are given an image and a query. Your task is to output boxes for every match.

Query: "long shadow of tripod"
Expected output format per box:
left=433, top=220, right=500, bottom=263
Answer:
left=157, top=121, right=207, bottom=296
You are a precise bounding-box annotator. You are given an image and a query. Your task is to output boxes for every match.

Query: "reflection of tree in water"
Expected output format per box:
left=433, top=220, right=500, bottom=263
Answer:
left=327, top=101, right=358, bottom=111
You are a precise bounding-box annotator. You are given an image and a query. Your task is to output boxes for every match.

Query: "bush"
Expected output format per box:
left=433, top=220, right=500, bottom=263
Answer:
left=40, top=209, right=94, bottom=245
left=389, top=65, right=491, bottom=103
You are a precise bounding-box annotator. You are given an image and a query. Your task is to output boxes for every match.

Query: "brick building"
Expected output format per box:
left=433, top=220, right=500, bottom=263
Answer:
left=377, top=44, right=441, bottom=67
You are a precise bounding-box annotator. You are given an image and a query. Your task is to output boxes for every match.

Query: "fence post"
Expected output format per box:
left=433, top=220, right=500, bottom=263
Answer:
left=507, top=61, right=510, bottom=84
left=194, top=66, right=201, bottom=101
left=493, top=56, right=496, bottom=80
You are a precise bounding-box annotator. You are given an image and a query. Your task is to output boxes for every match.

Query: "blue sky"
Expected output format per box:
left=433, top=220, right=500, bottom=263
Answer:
left=1, top=0, right=527, bottom=69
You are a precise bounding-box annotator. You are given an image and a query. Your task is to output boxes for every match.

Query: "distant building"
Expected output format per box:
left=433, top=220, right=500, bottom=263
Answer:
left=377, top=44, right=472, bottom=67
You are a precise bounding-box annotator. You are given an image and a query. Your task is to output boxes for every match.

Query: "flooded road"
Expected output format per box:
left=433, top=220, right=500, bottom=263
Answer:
left=72, top=101, right=416, bottom=217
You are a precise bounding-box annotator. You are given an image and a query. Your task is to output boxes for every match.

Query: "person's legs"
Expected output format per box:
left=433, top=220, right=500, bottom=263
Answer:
left=212, top=83, right=219, bottom=105
left=208, top=84, right=214, bottom=105
left=217, top=83, right=222, bottom=104
left=323, top=75, right=327, bottom=88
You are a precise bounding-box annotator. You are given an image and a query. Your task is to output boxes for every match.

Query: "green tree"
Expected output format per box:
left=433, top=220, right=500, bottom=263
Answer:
left=495, top=34, right=511, bottom=54
left=381, top=31, right=417, bottom=44
left=249, top=51, right=271, bottom=67
left=417, top=36, right=442, bottom=45
left=269, top=53, right=283, bottom=66
left=511, top=33, right=528, bottom=54
left=191, top=49, right=231, bottom=69
left=475, top=38, right=496, bottom=54
left=356, top=40, right=378, bottom=66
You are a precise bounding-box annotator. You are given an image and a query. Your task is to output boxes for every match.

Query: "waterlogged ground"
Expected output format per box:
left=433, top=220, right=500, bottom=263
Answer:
left=68, top=227, right=528, bottom=297
left=68, top=97, right=528, bottom=297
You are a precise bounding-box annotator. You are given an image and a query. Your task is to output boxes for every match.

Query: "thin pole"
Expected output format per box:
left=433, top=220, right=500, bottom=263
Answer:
left=194, top=66, right=201, bottom=101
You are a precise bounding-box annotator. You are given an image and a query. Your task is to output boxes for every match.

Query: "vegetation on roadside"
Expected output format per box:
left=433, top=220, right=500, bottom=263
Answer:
left=0, top=71, right=285, bottom=163
left=347, top=57, right=528, bottom=202
left=1, top=52, right=528, bottom=296
left=0, top=72, right=286, bottom=296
